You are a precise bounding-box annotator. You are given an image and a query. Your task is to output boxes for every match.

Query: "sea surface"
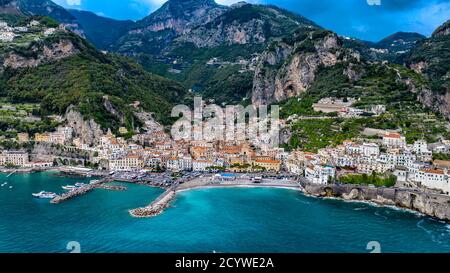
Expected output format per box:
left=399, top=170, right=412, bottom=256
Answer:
left=0, top=172, right=449, bottom=253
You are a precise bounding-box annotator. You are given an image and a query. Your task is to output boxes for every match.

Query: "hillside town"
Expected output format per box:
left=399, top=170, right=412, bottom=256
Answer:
left=1, top=119, right=450, bottom=196
left=0, top=19, right=60, bottom=42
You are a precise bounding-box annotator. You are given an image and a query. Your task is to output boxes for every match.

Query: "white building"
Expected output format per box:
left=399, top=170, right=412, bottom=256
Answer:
left=109, top=155, right=143, bottom=171
left=382, top=133, right=406, bottom=148
left=43, top=28, right=56, bottom=36
left=0, top=32, right=15, bottom=42
left=193, top=159, right=214, bottom=172
left=0, top=151, right=29, bottom=167
left=413, top=140, right=429, bottom=154
left=416, top=168, right=449, bottom=195
left=361, top=143, right=380, bottom=157
left=166, top=157, right=180, bottom=171
left=179, top=156, right=193, bottom=171
left=305, top=164, right=336, bottom=184
left=146, top=157, right=161, bottom=170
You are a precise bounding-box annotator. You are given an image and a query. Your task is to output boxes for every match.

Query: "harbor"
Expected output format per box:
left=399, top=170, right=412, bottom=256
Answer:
left=128, top=174, right=301, bottom=218
left=1, top=171, right=450, bottom=253
left=50, top=177, right=114, bottom=204
left=25, top=169, right=450, bottom=222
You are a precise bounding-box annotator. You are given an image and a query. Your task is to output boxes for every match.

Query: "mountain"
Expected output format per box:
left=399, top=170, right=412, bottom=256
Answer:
left=0, top=15, right=188, bottom=142
left=135, top=0, right=227, bottom=34
left=0, top=0, right=84, bottom=35
left=252, top=28, right=360, bottom=105
left=177, top=3, right=318, bottom=48
left=375, top=32, right=425, bottom=53
left=68, top=9, right=134, bottom=50
left=405, top=20, right=450, bottom=119
left=115, top=0, right=228, bottom=56
left=114, top=1, right=320, bottom=104
left=342, top=32, right=425, bottom=62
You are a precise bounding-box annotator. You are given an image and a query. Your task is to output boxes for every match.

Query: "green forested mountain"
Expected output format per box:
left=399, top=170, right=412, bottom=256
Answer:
left=404, top=20, right=450, bottom=118
left=0, top=16, right=188, bottom=132
left=68, top=9, right=133, bottom=50
left=0, top=0, right=84, bottom=34
left=1, top=0, right=448, bottom=141
left=113, top=2, right=320, bottom=104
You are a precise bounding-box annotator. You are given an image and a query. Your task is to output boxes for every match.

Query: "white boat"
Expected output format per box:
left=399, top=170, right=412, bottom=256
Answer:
left=32, top=191, right=57, bottom=199
left=62, top=185, right=77, bottom=191
left=75, top=183, right=87, bottom=187
left=89, top=180, right=100, bottom=185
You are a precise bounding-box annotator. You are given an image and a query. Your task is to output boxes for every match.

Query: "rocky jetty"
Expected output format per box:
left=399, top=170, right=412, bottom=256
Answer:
left=129, top=190, right=176, bottom=218
left=98, top=185, right=127, bottom=191
left=51, top=185, right=95, bottom=204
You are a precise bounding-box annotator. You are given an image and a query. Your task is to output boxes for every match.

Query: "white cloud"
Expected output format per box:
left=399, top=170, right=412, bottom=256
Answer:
left=66, top=0, right=81, bottom=5
left=53, top=0, right=81, bottom=6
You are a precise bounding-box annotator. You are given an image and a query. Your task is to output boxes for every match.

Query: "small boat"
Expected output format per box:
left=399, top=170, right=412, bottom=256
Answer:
left=32, top=191, right=57, bottom=199
left=89, top=180, right=100, bottom=185
left=62, top=185, right=77, bottom=191
left=75, top=183, right=87, bottom=187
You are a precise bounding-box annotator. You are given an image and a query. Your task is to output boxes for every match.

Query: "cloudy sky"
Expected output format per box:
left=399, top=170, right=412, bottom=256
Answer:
left=53, top=0, right=450, bottom=41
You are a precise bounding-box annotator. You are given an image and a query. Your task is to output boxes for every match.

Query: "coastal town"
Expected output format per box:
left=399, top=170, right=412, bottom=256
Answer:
left=1, top=113, right=450, bottom=197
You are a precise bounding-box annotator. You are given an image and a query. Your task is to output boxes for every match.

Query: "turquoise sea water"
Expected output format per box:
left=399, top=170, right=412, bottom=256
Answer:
left=0, top=172, right=449, bottom=253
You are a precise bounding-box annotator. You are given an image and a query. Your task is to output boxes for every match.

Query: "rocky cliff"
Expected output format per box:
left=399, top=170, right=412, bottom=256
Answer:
left=65, top=107, right=104, bottom=146
left=405, top=20, right=450, bottom=119
left=3, top=39, right=79, bottom=69
left=252, top=29, right=360, bottom=105
left=302, top=183, right=450, bottom=222
left=114, top=0, right=228, bottom=54
left=178, top=3, right=316, bottom=48
left=134, top=0, right=227, bottom=34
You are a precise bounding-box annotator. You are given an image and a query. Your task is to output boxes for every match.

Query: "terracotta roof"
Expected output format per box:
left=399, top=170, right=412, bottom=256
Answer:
left=255, top=159, right=281, bottom=164
left=433, top=160, right=450, bottom=168
left=422, top=169, right=445, bottom=175
left=384, top=133, right=402, bottom=139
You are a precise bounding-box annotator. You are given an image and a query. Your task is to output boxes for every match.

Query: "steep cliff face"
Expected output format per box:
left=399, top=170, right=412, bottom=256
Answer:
left=65, top=107, right=104, bottom=146
left=178, top=3, right=317, bottom=48
left=115, top=0, right=228, bottom=54
left=0, top=17, right=188, bottom=134
left=302, top=183, right=450, bottom=222
left=252, top=29, right=360, bottom=105
left=405, top=20, right=450, bottom=119
left=3, top=39, right=79, bottom=69
left=134, top=0, right=227, bottom=34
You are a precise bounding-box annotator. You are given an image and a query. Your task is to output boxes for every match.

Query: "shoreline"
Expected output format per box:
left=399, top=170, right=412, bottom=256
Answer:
left=3, top=170, right=449, bottom=222
left=130, top=179, right=450, bottom=222
left=175, top=184, right=303, bottom=193
left=175, top=183, right=437, bottom=220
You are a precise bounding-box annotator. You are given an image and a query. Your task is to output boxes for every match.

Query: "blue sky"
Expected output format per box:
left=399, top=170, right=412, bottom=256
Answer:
left=54, top=0, right=450, bottom=41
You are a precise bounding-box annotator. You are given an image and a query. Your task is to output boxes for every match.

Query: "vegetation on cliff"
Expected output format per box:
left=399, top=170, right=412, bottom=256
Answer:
left=0, top=17, right=189, bottom=133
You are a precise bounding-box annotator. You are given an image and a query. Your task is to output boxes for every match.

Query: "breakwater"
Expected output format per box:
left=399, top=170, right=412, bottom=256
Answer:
left=301, top=182, right=450, bottom=222
left=50, top=177, right=113, bottom=204
left=129, top=188, right=176, bottom=217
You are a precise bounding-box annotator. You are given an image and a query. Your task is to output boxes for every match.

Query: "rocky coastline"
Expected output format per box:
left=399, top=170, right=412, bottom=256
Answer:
left=300, top=182, right=450, bottom=222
